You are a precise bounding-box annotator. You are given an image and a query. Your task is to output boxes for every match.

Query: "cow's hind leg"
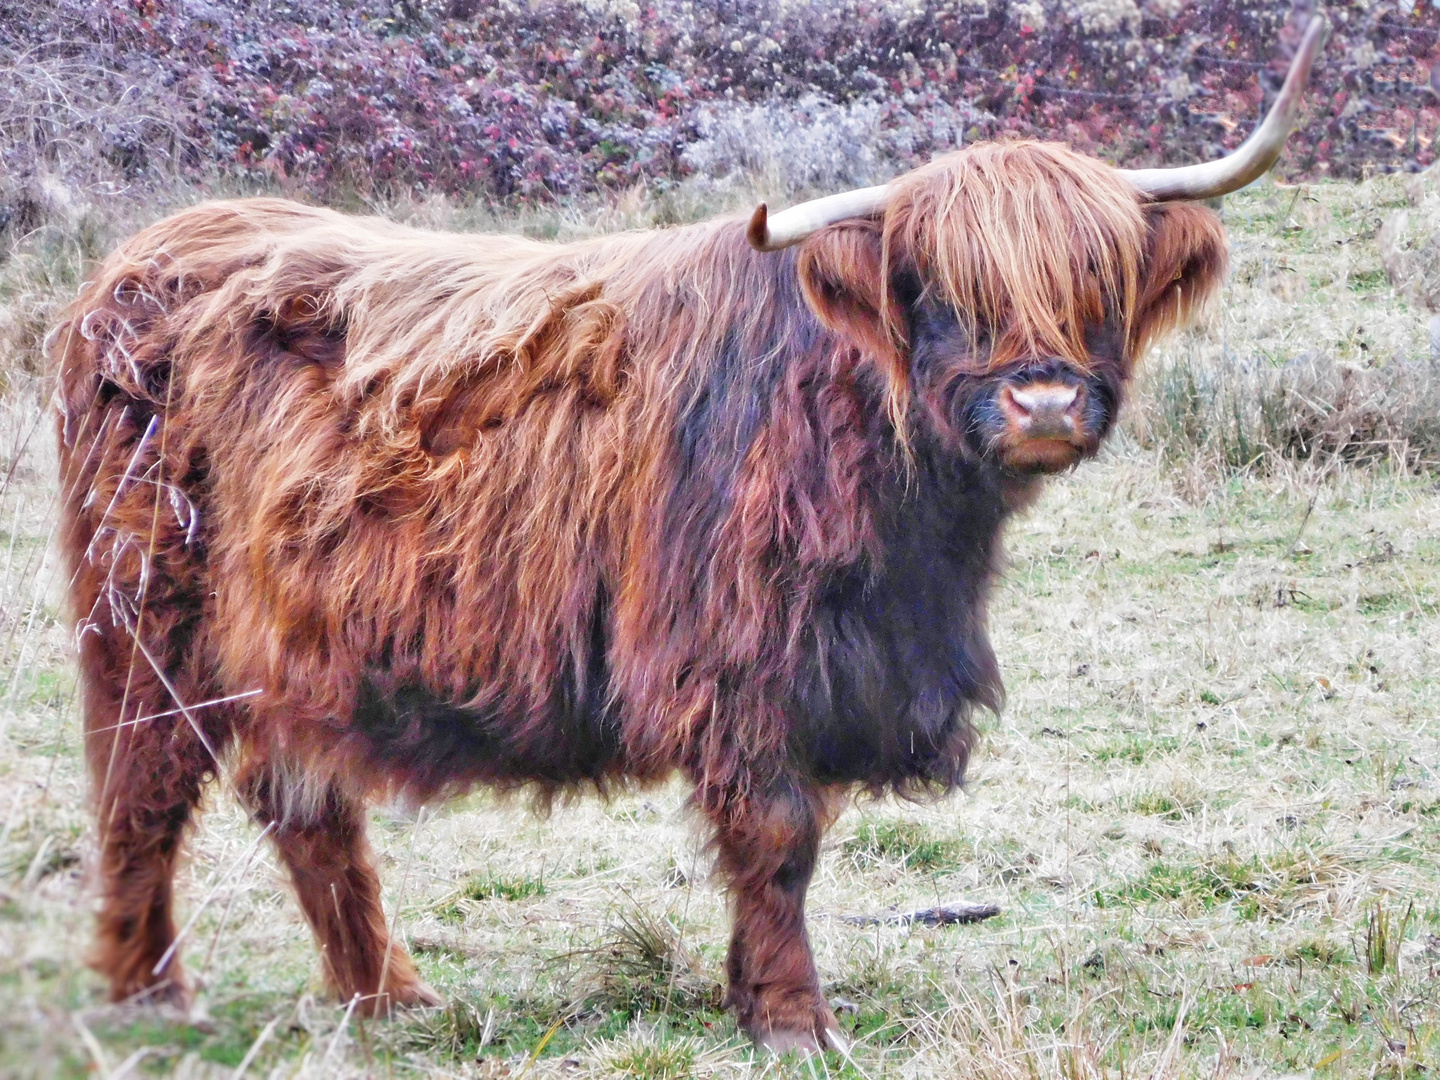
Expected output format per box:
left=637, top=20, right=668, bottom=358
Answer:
left=82, top=627, right=229, bottom=1007
left=236, top=762, right=441, bottom=1015
left=707, top=775, right=841, bottom=1053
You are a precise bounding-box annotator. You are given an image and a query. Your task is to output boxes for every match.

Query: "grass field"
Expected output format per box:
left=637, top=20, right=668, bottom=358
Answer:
left=1, top=176, right=1438, bottom=1079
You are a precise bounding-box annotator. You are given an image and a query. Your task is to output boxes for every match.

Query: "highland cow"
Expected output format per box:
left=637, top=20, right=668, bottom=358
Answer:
left=53, top=21, right=1324, bottom=1052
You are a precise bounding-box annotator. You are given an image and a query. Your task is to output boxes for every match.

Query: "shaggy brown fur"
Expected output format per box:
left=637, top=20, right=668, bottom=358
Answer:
left=53, top=141, right=1226, bottom=1047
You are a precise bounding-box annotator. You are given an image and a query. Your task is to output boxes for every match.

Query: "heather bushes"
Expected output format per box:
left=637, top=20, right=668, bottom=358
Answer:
left=2, top=0, right=1438, bottom=216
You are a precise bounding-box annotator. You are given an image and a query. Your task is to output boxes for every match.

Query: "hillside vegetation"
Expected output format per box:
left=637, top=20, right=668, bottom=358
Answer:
left=0, top=0, right=1437, bottom=216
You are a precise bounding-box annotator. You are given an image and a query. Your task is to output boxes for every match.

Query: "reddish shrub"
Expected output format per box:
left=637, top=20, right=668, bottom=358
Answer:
left=2, top=1, right=1436, bottom=204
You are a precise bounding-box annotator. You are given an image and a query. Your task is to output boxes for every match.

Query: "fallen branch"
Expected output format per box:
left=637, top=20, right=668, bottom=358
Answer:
left=841, top=901, right=1001, bottom=927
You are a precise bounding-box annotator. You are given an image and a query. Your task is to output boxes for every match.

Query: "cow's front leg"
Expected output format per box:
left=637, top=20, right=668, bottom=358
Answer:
left=707, top=774, right=840, bottom=1053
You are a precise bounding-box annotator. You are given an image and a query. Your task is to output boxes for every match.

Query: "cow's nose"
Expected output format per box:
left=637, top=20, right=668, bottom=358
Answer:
left=998, top=382, right=1084, bottom=441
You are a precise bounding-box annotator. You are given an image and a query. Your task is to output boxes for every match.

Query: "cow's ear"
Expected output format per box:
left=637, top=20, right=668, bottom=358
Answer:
left=796, top=219, right=907, bottom=367
left=1131, top=201, right=1228, bottom=358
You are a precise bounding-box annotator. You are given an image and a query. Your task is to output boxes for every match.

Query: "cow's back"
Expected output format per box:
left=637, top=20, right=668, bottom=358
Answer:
left=53, top=199, right=654, bottom=801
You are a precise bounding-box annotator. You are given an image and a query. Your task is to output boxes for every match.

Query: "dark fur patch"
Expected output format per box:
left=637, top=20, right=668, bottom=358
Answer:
left=793, top=433, right=1005, bottom=791
left=350, top=593, right=622, bottom=797
left=349, top=673, right=622, bottom=795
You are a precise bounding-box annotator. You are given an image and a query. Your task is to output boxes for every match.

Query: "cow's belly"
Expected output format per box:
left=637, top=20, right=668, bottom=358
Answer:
left=338, top=672, right=626, bottom=799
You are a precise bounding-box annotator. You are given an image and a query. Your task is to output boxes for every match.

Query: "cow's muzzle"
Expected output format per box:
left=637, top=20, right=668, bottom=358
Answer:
left=975, top=370, right=1101, bottom=474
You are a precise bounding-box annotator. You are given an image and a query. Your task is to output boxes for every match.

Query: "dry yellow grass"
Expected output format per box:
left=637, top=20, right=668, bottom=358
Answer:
left=2, top=175, right=1439, bottom=1078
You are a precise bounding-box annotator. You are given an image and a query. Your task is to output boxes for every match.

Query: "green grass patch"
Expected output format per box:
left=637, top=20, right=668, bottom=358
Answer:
left=605, top=1033, right=701, bottom=1079
left=1087, top=733, right=1180, bottom=764
left=1286, top=936, right=1348, bottom=966
left=1094, top=856, right=1265, bottom=913
left=843, top=819, right=960, bottom=872
left=1121, top=790, right=1196, bottom=821
left=459, top=872, right=546, bottom=902
left=435, top=872, right=547, bottom=921
left=1093, top=848, right=1363, bottom=921
left=1346, top=267, right=1388, bottom=292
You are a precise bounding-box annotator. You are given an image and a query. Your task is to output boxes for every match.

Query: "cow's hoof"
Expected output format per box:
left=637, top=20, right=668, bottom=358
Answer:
left=383, top=979, right=444, bottom=1011
left=351, top=978, right=444, bottom=1016
left=756, top=1023, right=847, bottom=1056
left=757, top=1027, right=823, bottom=1055
left=401, top=980, right=445, bottom=1008
left=112, top=975, right=192, bottom=1011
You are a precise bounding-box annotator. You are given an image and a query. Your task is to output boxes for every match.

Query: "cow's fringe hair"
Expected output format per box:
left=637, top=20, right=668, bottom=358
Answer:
left=886, top=142, right=1147, bottom=376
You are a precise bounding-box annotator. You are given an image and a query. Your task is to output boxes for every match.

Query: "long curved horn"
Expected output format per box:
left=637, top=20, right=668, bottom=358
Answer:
left=746, top=184, right=890, bottom=252
left=1118, top=14, right=1329, bottom=201
left=746, top=15, right=1328, bottom=252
